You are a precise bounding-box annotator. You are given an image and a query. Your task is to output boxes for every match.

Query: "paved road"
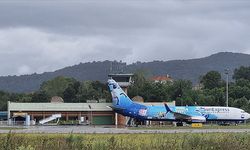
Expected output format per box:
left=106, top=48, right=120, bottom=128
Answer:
left=1, top=126, right=250, bottom=134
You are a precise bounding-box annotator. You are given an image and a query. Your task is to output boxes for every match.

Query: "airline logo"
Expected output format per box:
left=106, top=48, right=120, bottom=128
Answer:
left=139, top=109, right=147, bottom=116
left=112, top=96, right=119, bottom=105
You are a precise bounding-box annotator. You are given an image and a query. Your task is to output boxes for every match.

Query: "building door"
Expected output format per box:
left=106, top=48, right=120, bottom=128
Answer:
left=92, top=116, right=114, bottom=125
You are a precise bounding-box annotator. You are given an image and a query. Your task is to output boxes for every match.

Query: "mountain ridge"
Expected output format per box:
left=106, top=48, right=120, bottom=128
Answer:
left=1, top=52, right=250, bottom=93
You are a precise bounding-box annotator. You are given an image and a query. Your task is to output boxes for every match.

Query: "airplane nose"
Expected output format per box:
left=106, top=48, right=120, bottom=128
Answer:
left=247, top=113, right=250, bottom=119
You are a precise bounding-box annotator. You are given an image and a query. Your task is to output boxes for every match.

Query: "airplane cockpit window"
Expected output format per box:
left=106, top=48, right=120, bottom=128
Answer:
left=113, top=84, right=117, bottom=89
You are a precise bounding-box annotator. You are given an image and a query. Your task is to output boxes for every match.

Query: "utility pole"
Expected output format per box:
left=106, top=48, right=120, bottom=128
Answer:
left=88, top=105, right=92, bottom=125
left=225, top=69, right=229, bottom=107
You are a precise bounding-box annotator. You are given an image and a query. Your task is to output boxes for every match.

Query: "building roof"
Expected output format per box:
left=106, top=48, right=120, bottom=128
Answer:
left=150, top=75, right=173, bottom=82
left=108, top=73, right=134, bottom=77
left=8, top=101, right=175, bottom=112
left=0, top=111, right=7, bottom=117
left=8, top=102, right=113, bottom=112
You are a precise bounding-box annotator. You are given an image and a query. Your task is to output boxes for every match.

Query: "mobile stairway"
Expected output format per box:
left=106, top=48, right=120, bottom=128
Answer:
left=126, top=117, right=136, bottom=127
left=39, top=114, right=61, bottom=125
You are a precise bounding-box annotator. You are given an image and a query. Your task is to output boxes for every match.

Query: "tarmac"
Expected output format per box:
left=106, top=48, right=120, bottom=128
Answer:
left=1, top=125, right=250, bottom=134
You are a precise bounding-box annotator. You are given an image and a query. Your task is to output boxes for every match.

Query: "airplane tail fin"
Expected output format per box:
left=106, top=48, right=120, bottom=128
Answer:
left=107, top=79, right=133, bottom=108
left=164, top=103, right=172, bottom=113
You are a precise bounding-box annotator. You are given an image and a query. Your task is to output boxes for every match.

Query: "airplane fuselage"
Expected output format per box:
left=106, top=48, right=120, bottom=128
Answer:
left=108, top=79, right=250, bottom=123
left=115, top=102, right=250, bottom=122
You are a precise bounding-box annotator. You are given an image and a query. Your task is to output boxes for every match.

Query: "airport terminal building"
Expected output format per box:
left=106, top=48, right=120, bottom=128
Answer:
left=6, top=74, right=175, bottom=126
left=8, top=101, right=114, bottom=125
left=7, top=101, right=176, bottom=126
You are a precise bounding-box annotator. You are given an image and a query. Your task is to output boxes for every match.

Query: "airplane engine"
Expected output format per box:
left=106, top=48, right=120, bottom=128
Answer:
left=189, top=116, right=206, bottom=123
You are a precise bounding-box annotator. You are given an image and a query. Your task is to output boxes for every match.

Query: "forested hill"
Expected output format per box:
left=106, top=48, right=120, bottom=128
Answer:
left=1, top=52, right=250, bottom=93
left=126, top=52, right=250, bottom=83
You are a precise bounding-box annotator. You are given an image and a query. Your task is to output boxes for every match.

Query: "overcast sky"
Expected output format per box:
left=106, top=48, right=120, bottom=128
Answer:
left=0, top=0, right=250, bottom=76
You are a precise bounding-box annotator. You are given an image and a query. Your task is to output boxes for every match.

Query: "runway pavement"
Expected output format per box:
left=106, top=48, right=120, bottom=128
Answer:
left=1, top=125, right=250, bottom=134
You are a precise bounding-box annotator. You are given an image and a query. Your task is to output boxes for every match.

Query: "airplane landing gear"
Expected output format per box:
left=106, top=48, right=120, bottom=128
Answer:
left=176, top=122, right=184, bottom=126
left=173, top=122, right=184, bottom=126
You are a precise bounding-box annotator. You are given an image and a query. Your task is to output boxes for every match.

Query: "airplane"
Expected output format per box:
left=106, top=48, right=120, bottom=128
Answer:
left=107, top=79, right=250, bottom=126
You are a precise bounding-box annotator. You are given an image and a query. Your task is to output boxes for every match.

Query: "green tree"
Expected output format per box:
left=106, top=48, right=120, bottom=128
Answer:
left=9, top=93, right=31, bottom=102
left=170, top=80, right=192, bottom=105
left=18, top=94, right=32, bottom=102
left=204, top=88, right=225, bottom=106
left=128, top=70, right=148, bottom=98
left=40, top=76, right=77, bottom=98
left=181, top=90, right=204, bottom=106
left=137, top=81, right=154, bottom=102
left=76, top=81, right=97, bottom=102
left=63, top=81, right=80, bottom=102
left=200, top=71, right=222, bottom=89
left=233, top=66, right=250, bottom=81
left=0, top=91, right=10, bottom=110
left=229, top=85, right=250, bottom=100
left=31, top=91, right=50, bottom=102
left=66, top=80, right=111, bottom=103
left=231, top=97, right=250, bottom=112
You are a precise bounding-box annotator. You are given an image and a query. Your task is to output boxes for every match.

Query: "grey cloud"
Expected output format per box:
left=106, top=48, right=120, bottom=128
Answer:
left=0, top=27, right=131, bottom=76
left=0, top=0, right=250, bottom=75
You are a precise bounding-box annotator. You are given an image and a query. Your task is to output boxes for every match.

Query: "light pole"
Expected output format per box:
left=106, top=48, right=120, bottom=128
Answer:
left=225, top=69, right=229, bottom=107
left=88, top=105, right=92, bottom=125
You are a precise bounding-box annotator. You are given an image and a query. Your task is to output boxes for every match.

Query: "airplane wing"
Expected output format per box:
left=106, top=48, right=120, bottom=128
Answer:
left=172, top=112, right=192, bottom=120
left=164, top=103, right=205, bottom=122
left=107, top=106, right=125, bottom=111
left=164, top=103, right=191, bottom=119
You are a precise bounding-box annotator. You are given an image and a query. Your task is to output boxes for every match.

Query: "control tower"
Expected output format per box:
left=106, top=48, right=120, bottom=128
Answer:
left=108, top=73, right=133, bottom=126
left=108, top=73, right=133, bottom=92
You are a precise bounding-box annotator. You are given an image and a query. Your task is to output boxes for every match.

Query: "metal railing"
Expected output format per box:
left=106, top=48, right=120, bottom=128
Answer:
left=0, top=121, right=8, bottom=126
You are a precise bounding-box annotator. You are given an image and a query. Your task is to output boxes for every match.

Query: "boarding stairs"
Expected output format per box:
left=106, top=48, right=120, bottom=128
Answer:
left=39, top=114, right=61, bottom=125
left=126, top=117, right=135, bottom=126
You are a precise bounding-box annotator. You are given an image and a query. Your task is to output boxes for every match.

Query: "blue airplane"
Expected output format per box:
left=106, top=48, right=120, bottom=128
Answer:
left=107, top=79, right=250, bottom=125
